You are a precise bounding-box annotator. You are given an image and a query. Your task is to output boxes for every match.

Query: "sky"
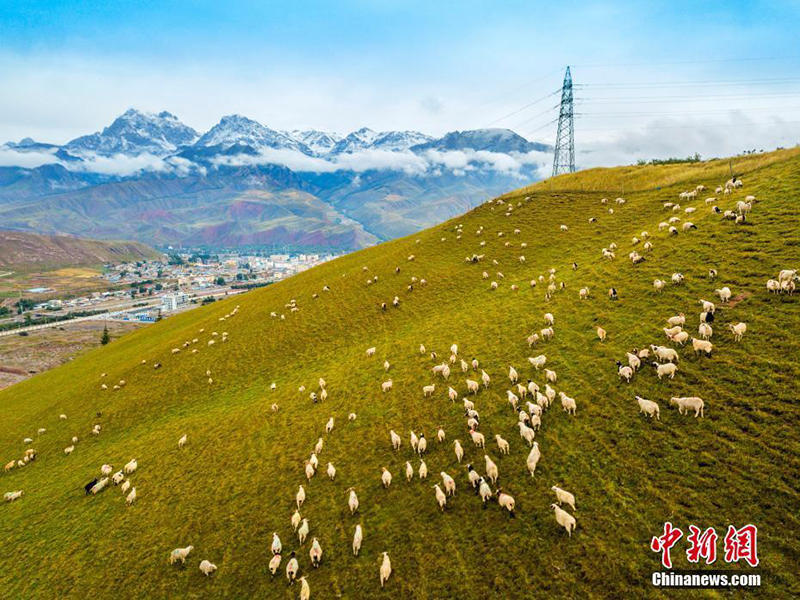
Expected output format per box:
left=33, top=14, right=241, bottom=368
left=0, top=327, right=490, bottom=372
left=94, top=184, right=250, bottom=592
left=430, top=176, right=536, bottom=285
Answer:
left=1, top=0, right=799, bottom=168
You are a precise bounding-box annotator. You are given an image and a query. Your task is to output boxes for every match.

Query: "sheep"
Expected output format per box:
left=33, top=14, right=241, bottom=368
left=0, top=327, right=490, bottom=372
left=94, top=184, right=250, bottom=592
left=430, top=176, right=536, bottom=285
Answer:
left=529, top=355, right=546, bottom=370
left=309, top=538, right=323, bottom=568
left=390, top=430, right=401, bottom=451
left=297, top=519, right=310, bottom=544
left=671, top=396, right=705, bottom=417
left=112, top=471, right=125, bottom=485
left=551, top=485, right=576, bottom=511
left=296, top=485, right=306, bottom=509
left=715, top=287, right=732, bottom=303
left=450, top=438, right=464, bottom=463
left=559, top=392, right=577, bottom=415
left=465, top=379, right=479, bottom=395
left=653, top=279, right=665, bottom=293
left=169, top=546, right=194, bottom=565
left=100, top=464, right=113, bottom=477
left=700, top=299, right=716, bottom=314
left=380, top=552, right=393, bottom=587
left=669, top=331, right=689, bottom=346
left=348, top=412, right=357, bottom=422
left=123, top=459, right=137, bottom=475
left=518, top=422, right=535, bottom=447
left=286, top=552, right=299, bottom=583
left=432, top=483, right=448, bottom=512
left=471, top=358, right=479, bottom=370
left=419, top=460, right=428, bottom=479
left=350, top=524, right=364, bottom=557
left=118, top=480, right=130, bottom=495
left=481, top=370, right=491, bottom=387
left=525, top=441, right=541, bottom=476
left=651, top=345, right=679, bottom=363
left=664, top=325, right=683, bottom=338
left=653, top=361, right=678, bottom=380
left=269, top=553, right=282, bottom=577
left=441, top=472, right=456, bottom=496
left=417, top=434, right=427, bottom=455
left=596, top=326, right=607, bottom=342
left=490, top=281, right=498, bottom=290
left=729, top=322, right=747, bottom=341
left=347, top=488, right=360, bottom=514
left=384, top=360, right=391, bottom=372
left=410, top=431, right=419, bottom=452
left=626, top=352, right=641, bottom=371
left=423, top=384, right=435, bottom=397
left=617, top=362, right=633, bottom=382
left=495, top=434, right=510, bottom=454
left=496, top=488, right=516, bottom=517
left=64, top=445, right=75, bottom=456
left=381, top=380, right=393, bottom=393
left=315, top=437, right=324, bottom=455
left=692, top=338, right=713, bottom=357
left=579, top=287, right=589, bottom=300
left=551, top=504, right=577, bottom=536
left=667, top=313, right=686, bottom=327
left=126, top=487, right=137, bottom=506
left=671, top=273, right=684, bottom=285
left=544, top=312, right=555, bottom=325
left=4, top=490, right=23, bottom=502
left=484, top=455, right=499, bottom=484
left=469, top=430, right=485, bottom=448
left=778, top=269, right=798, bottom=283
left=508, top=366, right=519, bottom=384
left=635, top=396, right=660, bottom=420
left=698, top=323, right=713, bottom=340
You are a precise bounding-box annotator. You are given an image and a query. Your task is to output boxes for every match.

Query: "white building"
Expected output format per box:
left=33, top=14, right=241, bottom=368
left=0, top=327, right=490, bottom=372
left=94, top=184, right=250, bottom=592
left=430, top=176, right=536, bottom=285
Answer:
left=161, top=292, right=189, bottom=312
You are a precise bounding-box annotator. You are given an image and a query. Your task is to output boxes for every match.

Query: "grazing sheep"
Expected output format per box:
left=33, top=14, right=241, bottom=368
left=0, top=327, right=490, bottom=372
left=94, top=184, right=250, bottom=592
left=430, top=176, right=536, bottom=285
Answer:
left=729, top=322, right=747, bottom=341
left=390, top=430, right=401, bottom=450
left=484, top=455, right=499, bottom=484
left=715, top=287, right=732, bottom=303
left=4, top=490, right=23, bottom=502
left=348, top=488, right=359, bottom=514
left=437, top=427, right=446, bottom=443
left=626, top=352, right=641, bottom=371
left=325, top=417, right=335, bottom=434
left=178, top=434, right=187, bottom=449
left=496, top=488, right=516, bottom=517
left=417, top=434, right=427, bottom=455
left=526, top=442, right=541, bottom=476
left=296, top=485, right=306, bottom=509
left=327, top=462, right=336, bottom=481
left=310, top=538, right=323, bottom=568
left=596, top=326, right=606, bottom=342
left=692, top=338, right=713, bottom=356
left=298, top=519, right=310, bottom=544
left=423, top=384, right=436, bottom=397
left=559, top=392, right=577, bottom=415
left=366, top=347, right=376, bottom=358
left=469, top=430, right=485, bottom=448
left=433, top=483, right=448, bottom=511
left=635, top=396, right=660, bottom=420
left=123, top=459, right=137, bottom=475
left=419, top=460, right=428, bottom=479
left=482, top=370, right=491, bottom=387
left=651, top=345, right=679, bottom=363
left=353, top=524, right=363, bottom=556
left=112, top=471, right=124, bottom=485
left=669, top=331, right=689, bottom=346
left=120, top=480, right=131, bottom=495
left=380, top=552, right=393, bottom=587
left=286, top=552, right=299, bottom=583
left=269, top=553, right=282, bottom=577
left=529, top=355, right=546, bottom=370
left=381, top=380, right=393, bottom=392
left=551, top=486, right=576, bottom=511
left=495, top=435, right=510, bottom=454
left=64, top=445, right=75, bottom=456
left=125, top=488, right=136, bottom=506
left=551, top=504, right=577, bottom=536
left=653, top=361, right=678, bottom=380
left=653, top=279, right=665, bottom=293
left=699, top=323, right=713, bottom=340
left=381, top=467, right=393, bottom=489
left=671, top=396, right=705, bottom=417
left=169, top=546, right=194, bottom=565
left=617, top=361, right=633, bottom=382
left=671, top=273, right=684, bottom=285
left=441, top=472, right=456, bottom=496
left=508, top=366, right=519, bottom=383
left=101, top=464, right=113, bottom=477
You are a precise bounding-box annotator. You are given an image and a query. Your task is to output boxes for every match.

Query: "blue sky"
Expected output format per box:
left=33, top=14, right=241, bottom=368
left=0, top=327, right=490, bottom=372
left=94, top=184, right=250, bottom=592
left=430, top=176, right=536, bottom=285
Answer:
left=1, top=0, right=799, bottom=164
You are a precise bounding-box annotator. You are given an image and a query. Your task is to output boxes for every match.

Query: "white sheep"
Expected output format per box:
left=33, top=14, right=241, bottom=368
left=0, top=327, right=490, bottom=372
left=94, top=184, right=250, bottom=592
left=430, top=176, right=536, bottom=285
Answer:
left=120, top=480, right=131, bottom=495
left=453, top=439, right=464, bottom=463
left=670, top=396, right=705, bottom=417
left=390, top=430, right=401, bottom=451
left=381, top=380, right=393, bottom=392
left=496, top=489, right=516, bottom=516
left=419, top=460, right=428, bottom=479
left=178, top=434, right=187, bottom=449
left=596, top=326, right=606, bottom=342
left=423, top=384, right=435, bottom=397
left=325, top=417, right=335, bottom=433
left=529, top=355, right=546, bottom=370
left=286, top=554, right=299, bottom=583
left=380, top=552, right=393, bottom=587
left=551, top=504, right=577, bottom=536
left=348, top=488, right=359, bottom=514
left=729, top=322, right=747, bottom=341
left=654, top=362, right=678, bottom=379
left=296, top=485, right=306, bottom=508
left=327, top=462, right=336, bottom=481
left=441, top=471, right=456, bottom=496
left=309, top=537, right=323, bottom=568
left=484, top=455, right=499, bottom=484
left=526, top=442, right=541, bottom=476
left=125, top=487, right=137, bottom=506
left=353, top=525, right=363, bottom=556
left=635, top=396, right=660, bottom=420
left=651, top=345, right=679, bottom=362
left=169, top=546, right=194, bottom=565
left=699, top=322, right=713, bottom=340
left=626, top=352, right=641, bottom=371
left=481, top=370, right=491, bottom=387
left=559, top=392, right=577, bottom=415
left=653, top=279, right=665, bottom=293
left=691, top=338, right=713, bottom=356
left=551, top=486, right=576, bottom=511
left=269, top=553, right=282, bottom=577
left=366, top=347, right=376, bottom=357
left=123, top=459, right=137, bottom=475
left=715, top=287, right=732, bottom=303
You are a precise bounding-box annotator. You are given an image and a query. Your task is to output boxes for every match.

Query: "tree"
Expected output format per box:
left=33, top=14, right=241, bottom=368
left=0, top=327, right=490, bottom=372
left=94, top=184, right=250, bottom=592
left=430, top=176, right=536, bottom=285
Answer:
left=155, top=283, right=163, bottom=291
left=215, top=276, right=226, bottom=286
left=101, top=325, right=110, bottom=345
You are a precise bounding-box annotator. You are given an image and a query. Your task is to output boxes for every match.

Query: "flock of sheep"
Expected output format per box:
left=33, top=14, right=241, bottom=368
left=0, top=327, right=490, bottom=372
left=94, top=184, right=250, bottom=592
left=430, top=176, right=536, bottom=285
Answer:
left=3, top=169, right=798, bottom=599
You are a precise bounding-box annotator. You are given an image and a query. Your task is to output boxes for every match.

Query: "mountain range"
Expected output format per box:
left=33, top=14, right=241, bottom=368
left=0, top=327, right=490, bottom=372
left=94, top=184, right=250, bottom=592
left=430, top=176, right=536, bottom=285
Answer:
left=0, top=109, right=551, bottom=250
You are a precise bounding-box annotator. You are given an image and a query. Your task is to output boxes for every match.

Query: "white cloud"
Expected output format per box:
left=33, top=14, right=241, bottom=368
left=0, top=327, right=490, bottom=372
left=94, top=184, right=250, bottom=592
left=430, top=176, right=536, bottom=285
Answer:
left=0, top=147, right=59, bottom=169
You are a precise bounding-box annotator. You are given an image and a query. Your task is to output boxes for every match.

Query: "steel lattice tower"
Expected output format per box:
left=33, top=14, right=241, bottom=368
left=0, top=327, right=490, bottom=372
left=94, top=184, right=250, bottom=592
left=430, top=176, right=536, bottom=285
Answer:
left=552, top=66, right=575, bottom=177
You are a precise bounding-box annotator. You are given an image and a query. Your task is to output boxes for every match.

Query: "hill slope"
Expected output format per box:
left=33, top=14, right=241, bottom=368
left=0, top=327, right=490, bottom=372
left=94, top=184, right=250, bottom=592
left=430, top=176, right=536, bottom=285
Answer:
left=0, top=230, right=162, bottom=270
left=1, top=150, right=799, bottom=599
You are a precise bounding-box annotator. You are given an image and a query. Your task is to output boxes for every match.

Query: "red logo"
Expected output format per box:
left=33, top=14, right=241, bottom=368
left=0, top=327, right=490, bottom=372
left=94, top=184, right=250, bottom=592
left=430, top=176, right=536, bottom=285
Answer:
left=651, top=522, right=683, bottom=568
left=652, top=523, right=759, bottom=568
left=686, top=525, right=718, bottom=564
left=724, top=524, right=759, bottom=567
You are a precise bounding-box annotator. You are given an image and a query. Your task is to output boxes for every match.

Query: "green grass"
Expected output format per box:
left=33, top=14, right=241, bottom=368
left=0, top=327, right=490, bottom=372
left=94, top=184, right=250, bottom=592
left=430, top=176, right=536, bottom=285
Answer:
left=1, top=150, right=799, bottom=599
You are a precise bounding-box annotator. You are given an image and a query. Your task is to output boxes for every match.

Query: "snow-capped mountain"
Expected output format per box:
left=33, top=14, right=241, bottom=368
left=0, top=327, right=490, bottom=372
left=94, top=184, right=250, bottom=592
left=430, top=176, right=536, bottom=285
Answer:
left=290, top=130, right=344, bottom=155
left=196, top=115, right=313, bottom=154
left=412, top=128, right=549, bottom=154
left=330, top=128, right=433, bottom=154
left=65, top=109, right=199, bottom=157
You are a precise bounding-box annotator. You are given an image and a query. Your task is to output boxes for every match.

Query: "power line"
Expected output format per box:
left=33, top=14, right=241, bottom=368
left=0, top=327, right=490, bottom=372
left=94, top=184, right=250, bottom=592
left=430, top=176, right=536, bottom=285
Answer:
left=575, top=120, right=800, bottom=132
left=482, top=89, right=561, bottom=127
left=576, top=91, right=800, bottom=103
left=578, top=106, right=800, bottom=118
left=576, top=77, right=800, bottom=89
left=571, top=55, right=800, bottom=68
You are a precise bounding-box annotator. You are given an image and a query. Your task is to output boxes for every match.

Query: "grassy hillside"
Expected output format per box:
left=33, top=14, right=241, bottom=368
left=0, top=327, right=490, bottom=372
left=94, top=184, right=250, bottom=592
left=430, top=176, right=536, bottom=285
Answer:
left=0, top=230, right=162, bottom=271
left=1, top=150, right=799, bottom=599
